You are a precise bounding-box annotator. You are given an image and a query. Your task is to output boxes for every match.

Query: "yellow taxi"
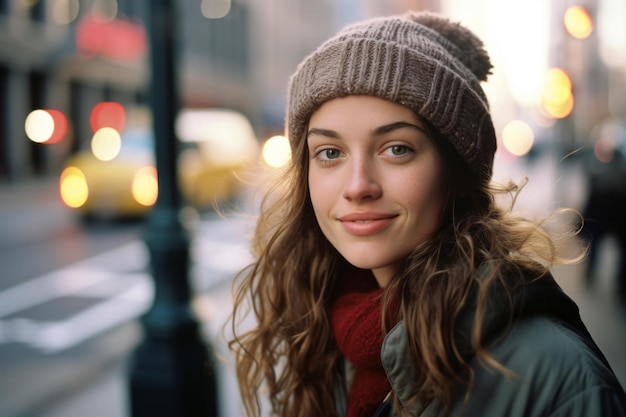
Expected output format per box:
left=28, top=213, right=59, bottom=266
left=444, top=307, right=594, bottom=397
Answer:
left=59, top=107, right=259, bottom=219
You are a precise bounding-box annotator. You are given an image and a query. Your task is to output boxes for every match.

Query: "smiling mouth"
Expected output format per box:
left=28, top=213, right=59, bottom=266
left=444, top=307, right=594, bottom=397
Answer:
left=338, top=214, right=397, bottom=236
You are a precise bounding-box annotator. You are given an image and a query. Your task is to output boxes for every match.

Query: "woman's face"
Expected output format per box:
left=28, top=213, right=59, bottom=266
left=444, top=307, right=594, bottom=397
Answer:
left=307, top=96, right=447, bottom=287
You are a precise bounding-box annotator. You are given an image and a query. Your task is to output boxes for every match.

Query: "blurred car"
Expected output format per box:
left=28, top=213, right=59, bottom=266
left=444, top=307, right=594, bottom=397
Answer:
left=59, top=107, right=259, bottom=219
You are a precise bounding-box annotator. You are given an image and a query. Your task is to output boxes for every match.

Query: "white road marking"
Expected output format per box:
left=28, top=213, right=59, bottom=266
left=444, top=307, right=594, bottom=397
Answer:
left=0, top=219, right=253, bottom=352
left=0, top=241, right=147, bottom=318
left=32, top=277, right=153, bottom=353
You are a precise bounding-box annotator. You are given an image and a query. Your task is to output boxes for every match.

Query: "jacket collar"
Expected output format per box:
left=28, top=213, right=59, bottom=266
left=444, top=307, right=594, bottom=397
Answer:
left=380, top=269, right=589, bottom=415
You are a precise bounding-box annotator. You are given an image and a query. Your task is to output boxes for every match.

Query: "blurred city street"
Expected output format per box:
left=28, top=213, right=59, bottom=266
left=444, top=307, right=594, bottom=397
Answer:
left=1, top=0, right=626, bottom=416
left=0, top=154, right=625, bottom=417
left=0, top=178, right=253, bottom=417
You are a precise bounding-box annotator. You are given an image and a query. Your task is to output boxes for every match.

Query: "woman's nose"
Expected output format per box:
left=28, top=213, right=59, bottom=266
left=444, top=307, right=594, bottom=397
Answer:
left=342, top=159, right=382, bottom=202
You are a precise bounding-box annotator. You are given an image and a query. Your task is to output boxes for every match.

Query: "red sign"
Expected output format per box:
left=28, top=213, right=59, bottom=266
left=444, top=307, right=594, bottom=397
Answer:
left=76, top=15, right=147, bottom=61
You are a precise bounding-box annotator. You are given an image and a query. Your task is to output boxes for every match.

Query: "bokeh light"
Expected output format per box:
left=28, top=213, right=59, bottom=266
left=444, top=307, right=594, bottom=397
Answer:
left=59, top=166, right=89, bottom=208
left=594, top=136, right=617, bottom=163
left=564, top=5, right=593, bottom=40
left=91, top=127, right=122, bottom=161
left=45, top=110, right=69, bottom=144
left=25, top=110, right=54, bottom=143
left=502, top=120, right=535, bottom=157
left=541, top=68, right=574, bottom=119
left=24, top=109, right=68, bottom=144
left=132, top=166, right=158, bottom=206
left=262, top=135, right=291, bottom=168
left=90, top=102, right=126, bottom=133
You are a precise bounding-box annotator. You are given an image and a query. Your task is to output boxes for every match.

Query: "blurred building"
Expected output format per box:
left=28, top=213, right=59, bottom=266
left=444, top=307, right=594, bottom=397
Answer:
left=0, top=0, right=149, bottom=181
left=0, top=0, right=436, bottom=184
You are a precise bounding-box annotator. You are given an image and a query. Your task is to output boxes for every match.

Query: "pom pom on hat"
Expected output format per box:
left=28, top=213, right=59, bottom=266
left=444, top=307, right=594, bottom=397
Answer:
left=410, top=12, right=492, bottom=82
left=286, top=11, right=497, bottom=182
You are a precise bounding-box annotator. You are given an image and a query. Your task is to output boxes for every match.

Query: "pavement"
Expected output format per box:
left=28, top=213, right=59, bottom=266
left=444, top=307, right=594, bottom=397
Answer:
left=9, top=323, right=141, bottom=417
left=3, top=160, right=626, bottom=417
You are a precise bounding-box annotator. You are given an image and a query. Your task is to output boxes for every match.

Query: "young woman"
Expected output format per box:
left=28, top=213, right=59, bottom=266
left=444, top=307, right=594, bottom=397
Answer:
left=229, top=11, right=626, bottom=417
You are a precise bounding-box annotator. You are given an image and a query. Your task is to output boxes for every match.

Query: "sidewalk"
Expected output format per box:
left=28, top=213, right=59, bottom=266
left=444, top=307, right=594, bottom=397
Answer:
left=0, top=322, right=140, bottom=417
left=32, top=280, right=242, bottom=417
left=34, top=358, right=131, bottom=417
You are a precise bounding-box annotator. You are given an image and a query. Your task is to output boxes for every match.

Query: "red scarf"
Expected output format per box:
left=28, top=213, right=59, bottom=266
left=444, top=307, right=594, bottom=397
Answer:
left=331, top=271, right=391, bottom=417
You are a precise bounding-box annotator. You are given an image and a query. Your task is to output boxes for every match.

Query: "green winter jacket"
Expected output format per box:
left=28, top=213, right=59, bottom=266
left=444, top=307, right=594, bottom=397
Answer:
left=382, top=316, right=626, bottom=416
left=358, top=273, right=626, bottom=416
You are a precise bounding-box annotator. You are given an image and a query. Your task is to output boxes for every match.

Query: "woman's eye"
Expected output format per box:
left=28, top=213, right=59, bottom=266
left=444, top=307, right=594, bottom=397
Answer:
left=383, top=145, right=413, bottom=157
left=318, top=148, right=341, bottom=160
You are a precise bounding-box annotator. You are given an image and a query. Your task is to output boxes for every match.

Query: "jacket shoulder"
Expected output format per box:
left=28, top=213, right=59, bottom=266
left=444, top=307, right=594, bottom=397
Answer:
left=452, top=316, right=626, bottom=417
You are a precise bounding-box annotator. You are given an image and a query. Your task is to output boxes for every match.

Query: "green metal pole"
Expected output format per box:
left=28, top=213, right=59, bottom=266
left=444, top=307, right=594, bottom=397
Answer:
left=129, top=1, right=218, bottom=416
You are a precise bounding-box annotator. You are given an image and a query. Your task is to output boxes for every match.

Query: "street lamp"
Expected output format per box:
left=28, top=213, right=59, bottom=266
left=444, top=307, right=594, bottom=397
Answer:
left=128, top=1, right=218, bottom=416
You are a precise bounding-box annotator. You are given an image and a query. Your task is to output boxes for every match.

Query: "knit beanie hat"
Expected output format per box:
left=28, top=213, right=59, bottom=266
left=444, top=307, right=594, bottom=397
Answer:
left=286, top=11, right=497, bottom=182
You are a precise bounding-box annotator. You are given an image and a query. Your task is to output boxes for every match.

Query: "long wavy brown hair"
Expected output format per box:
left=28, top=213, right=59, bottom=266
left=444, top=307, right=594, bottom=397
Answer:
left=229, top=116, right=584, bottom=417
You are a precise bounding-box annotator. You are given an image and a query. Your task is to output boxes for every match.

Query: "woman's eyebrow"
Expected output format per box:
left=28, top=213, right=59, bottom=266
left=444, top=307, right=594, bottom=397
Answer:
left=373, top=121, right=427, bottom=135
left=306, top=121, right=426, bottom=140
left=307, top=127, right=339, bottom=139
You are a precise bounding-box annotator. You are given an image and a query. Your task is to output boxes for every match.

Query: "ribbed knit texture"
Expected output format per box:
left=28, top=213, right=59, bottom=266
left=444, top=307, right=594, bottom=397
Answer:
left=287, top=11, right=497, bottom=182
left=332, top=273, right=390, bottom=417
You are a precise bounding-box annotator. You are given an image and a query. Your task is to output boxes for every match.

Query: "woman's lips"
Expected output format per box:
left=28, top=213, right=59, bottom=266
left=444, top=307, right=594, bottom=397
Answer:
left=338, top=212, right=397, bottom=236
